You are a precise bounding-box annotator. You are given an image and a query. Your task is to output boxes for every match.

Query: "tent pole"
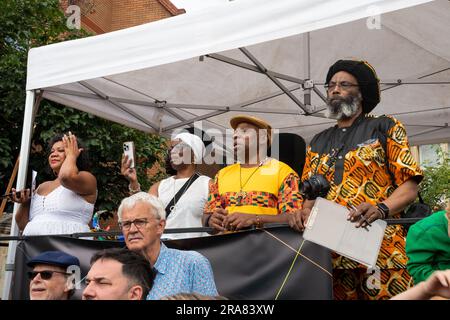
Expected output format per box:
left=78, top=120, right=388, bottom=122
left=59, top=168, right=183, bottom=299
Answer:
left=2, top=90, right=37, bottom=300
left=161, top=85, right=305, bottom=132
left=207, top=53, right=306, bottom=84
left=79, top=81, right=161, bottom=132
left=303, top=32, right=312, bottom=107
left=408, top=125, right=449, bottom=139
left=239, top=47, right=309, bottom=114
left=381, top=67, right=450, bottom=92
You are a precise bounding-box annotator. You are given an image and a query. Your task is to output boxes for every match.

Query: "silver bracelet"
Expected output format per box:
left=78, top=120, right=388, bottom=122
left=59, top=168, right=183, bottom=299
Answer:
left=128, top=183, right=141, bottom=193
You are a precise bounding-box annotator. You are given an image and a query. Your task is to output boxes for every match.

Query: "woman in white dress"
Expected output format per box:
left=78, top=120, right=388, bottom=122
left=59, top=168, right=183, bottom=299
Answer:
left=12, top=132, right=97, bottom=235
left=121, top=132, right=210, bottom=240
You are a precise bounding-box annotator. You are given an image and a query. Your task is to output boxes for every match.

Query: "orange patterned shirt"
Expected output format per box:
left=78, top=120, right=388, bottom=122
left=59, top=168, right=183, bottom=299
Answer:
left=303, top=114, right=423, bottom=269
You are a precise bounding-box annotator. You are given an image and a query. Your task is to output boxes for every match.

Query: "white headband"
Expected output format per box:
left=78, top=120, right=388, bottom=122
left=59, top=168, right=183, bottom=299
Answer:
left=172, top=132, right=205, bottom=164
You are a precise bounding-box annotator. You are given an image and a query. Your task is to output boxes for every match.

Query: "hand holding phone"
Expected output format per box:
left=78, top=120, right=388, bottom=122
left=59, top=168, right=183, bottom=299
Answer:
left=123, top=141, right=136, bottom=169
left=4, top=188, right=31, bottom=204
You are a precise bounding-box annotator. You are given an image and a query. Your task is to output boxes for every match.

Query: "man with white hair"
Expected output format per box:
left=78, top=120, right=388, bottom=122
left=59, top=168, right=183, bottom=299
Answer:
left=117, top=192, right=218, bottom=300
left=121, top=132, right=210, bottom=239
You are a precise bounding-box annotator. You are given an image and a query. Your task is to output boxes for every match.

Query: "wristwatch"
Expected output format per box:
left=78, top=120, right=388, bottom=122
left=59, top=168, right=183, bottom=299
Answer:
left=376, top=203, right=390, bottom=219
left=204, top=214, right=212, bottom=227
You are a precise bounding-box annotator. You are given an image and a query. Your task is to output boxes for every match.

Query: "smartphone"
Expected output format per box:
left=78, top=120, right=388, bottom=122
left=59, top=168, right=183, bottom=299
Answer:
left=1, top=190, right=22, bottom=199
left=123, top=141, right=136, bottom=169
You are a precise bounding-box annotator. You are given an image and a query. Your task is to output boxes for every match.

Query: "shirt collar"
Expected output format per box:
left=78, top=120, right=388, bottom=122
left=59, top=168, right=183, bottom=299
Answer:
left=153, top=242, right=168, bottom=275
left=334, top=112, right=366, bottom=130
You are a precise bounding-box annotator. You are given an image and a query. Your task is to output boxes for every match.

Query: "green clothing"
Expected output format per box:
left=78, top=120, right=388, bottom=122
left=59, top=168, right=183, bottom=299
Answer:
left=406, top=210, right=450, bottom=284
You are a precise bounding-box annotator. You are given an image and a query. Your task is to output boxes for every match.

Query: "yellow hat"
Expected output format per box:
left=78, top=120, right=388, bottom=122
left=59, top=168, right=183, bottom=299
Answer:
left=230, top=115, right=272, bottom=146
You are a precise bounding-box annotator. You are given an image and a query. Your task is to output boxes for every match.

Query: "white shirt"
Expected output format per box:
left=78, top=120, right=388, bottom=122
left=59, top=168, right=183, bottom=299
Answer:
left=158, top=175, right=210, bottom=240
left=24, top=185, right=95, bottom=236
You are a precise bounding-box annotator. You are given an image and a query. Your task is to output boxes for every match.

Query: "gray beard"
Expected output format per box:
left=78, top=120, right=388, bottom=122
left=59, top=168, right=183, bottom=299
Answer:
left=325, top=94, right=362, bottom=120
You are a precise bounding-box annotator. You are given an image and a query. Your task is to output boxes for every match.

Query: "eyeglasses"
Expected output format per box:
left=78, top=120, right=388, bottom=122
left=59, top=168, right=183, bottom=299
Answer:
left=27, top=270, right=69, bottom=280
left=324, top=81, right=359, bottom=91
left=119, top=218, right=149, bottom=231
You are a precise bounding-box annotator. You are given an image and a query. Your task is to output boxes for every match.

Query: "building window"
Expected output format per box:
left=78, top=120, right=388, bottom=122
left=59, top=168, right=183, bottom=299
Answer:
left=417, top=143, right=449, bottom=167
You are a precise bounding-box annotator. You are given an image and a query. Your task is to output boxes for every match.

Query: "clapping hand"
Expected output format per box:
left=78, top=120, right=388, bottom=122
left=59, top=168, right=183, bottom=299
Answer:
left=63, top=131, right=83, bottom=159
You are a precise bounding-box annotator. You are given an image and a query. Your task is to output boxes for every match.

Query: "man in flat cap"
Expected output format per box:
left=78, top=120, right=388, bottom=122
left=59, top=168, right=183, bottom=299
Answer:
left=203, top=115, right=302, bottom=232
left=27, top=251, right=80, bottom=300
left=289, top=59, right=423, bottom=300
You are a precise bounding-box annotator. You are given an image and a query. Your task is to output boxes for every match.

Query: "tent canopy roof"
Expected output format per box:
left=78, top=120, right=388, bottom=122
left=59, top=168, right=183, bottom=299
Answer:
left=26, top=0, right=450, bottom=146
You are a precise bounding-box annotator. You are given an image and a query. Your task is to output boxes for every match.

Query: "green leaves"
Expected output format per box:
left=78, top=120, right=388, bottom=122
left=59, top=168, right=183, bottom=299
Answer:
left=419, top=146, right=450, bottom=211
left=0, top=0, right=168, bottom=214
left=28, top=103, right=168, bottom=214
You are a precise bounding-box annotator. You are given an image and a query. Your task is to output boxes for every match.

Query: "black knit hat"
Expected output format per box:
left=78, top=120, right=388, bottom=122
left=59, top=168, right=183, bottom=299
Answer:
left=326, top=59, right=380, bottom=113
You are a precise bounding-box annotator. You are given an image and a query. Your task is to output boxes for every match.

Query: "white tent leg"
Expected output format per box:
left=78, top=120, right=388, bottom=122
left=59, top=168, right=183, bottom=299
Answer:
left=303, top=32, right=312, bottom=107
left=2, top=90, right=36, bottom=300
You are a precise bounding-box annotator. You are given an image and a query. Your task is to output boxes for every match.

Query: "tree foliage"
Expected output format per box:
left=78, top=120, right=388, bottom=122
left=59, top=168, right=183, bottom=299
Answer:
left=419, top=146, right=450, bottom=211
left=0, top=0, right=168, bottom=213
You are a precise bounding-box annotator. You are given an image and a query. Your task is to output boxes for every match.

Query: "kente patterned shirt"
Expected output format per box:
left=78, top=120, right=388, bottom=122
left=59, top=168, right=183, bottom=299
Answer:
left=303, top=114, right=423, bottom=269
left=204, top=158, right=302, bottom=215
left=146, top=243, right=218, bottom=300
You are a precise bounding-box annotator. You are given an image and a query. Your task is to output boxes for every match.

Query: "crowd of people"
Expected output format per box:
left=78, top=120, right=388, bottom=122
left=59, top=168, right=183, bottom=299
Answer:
left=10, top=59, right=449, bottom=300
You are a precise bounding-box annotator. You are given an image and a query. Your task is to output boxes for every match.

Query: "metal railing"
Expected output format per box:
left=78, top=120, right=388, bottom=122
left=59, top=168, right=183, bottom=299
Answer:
left=0, top=218, right=423, bottom=242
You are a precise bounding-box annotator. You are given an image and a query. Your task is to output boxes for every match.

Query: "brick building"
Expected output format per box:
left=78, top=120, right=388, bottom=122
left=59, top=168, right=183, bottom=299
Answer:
left=60, top=0, right=185, bottom=34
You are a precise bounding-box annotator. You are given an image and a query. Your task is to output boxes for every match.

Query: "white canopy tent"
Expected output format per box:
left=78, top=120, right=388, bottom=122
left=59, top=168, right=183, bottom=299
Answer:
left=4, top=0, right=450, bottom=299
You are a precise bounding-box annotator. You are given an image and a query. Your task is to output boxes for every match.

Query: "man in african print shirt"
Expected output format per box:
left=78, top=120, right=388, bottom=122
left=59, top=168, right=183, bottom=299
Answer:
left=289, top=59, right=423, bottom=300
left=203, top=115, right=302, bottom=233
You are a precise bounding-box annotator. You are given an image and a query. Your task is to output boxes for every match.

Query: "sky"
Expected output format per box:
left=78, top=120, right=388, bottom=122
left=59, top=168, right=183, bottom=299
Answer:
left=171, top=0, right=232, bottom=13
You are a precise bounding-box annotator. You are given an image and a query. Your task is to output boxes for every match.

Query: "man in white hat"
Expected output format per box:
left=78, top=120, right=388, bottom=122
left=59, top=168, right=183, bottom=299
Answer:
left=121, top=132, right=210, bottom=239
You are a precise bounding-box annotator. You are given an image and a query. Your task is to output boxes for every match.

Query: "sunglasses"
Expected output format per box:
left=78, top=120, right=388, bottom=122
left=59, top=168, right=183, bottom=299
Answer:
left=27, top=270, right=69, bottom=280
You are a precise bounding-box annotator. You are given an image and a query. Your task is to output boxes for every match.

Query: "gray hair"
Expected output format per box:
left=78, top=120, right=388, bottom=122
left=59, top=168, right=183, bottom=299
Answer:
left=117, top=192, right=166, bottom=222
left=326, top=92, right=362, bottom=120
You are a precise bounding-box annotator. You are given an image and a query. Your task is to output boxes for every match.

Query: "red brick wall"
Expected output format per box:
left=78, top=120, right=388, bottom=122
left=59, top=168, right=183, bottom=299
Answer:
left=110, top=0, right=171, bottom=31
left=82, top=0, right=113, bottom=33
left=60, top=0, right=183, bottom=34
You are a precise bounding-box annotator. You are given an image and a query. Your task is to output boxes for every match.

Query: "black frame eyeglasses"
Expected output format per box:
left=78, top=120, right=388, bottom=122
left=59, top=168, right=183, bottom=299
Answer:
left=28, top=270, right=69, bottom=280
left=119, top=218, right=149, bottom=231
left=324, top=81, right=359, bottom=91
